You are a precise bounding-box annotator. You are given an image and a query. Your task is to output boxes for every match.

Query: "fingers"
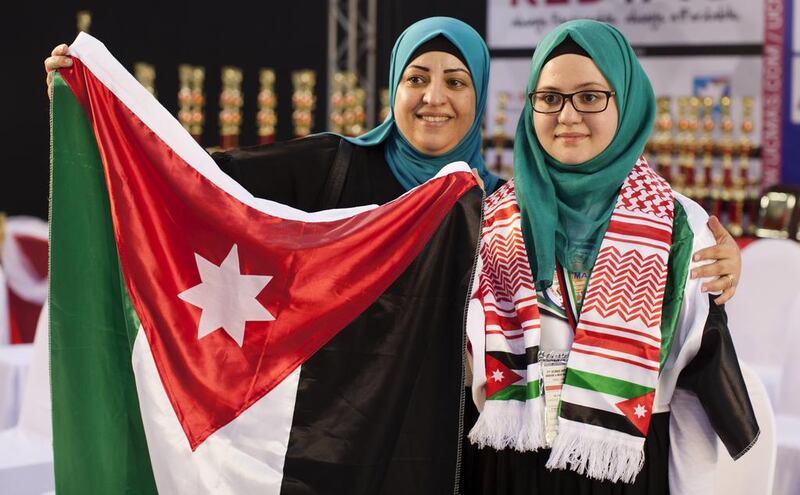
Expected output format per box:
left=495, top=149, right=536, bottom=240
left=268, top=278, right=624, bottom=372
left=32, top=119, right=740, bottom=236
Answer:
left=691, top=259, right=734, bottom=280
left=51, top=43, right=69, bottom=57
left=471, top=168, right=485, bottom=191
left=692, top=244, right=722, bottom=263
left=706, top=215, right=729, bottom=242
left=714, top=287, right=734, bottom=305
left=701, top=274, right=733, bottom=293
left=45, top=45, right=71, bottom=100
left=44, top=55, right=73, bottom=73
left=692, top=217, right=741, bottom=304
left=692, top=241, right=737, bottom=264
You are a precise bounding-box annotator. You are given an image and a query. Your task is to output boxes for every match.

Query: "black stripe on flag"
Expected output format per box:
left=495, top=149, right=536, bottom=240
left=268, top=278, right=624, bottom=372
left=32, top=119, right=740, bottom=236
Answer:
left=559, top=401, right=644, bottom=438
left=487, top=346, right=539, bottom=371
left=279, top=188, right=483, bottom=495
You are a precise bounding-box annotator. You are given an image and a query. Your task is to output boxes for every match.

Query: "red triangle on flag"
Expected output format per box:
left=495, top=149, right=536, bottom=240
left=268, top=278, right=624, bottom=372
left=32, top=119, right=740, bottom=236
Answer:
left=615, top=391, right=656, bottom=436
left=485, top=355, right=524, bottom=399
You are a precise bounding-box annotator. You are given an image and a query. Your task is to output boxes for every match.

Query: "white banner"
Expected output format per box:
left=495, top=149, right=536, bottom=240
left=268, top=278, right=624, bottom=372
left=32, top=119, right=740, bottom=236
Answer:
left=487, top=0, right=765, bottom=49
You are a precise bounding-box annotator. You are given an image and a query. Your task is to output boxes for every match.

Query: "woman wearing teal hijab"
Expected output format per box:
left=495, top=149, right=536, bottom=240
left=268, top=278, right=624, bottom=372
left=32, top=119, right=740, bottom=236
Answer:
left=47, top=16, right=499, bottom=201
left=465, top=20, right=757, bottom=494
left=347, top=16, right=500, bottom=193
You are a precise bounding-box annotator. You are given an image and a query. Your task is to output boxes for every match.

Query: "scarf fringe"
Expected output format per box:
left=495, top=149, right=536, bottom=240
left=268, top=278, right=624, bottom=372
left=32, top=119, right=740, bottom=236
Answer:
left=545, top=423, right=645, bottom=484
left=468, top=399, right=545, bottom=452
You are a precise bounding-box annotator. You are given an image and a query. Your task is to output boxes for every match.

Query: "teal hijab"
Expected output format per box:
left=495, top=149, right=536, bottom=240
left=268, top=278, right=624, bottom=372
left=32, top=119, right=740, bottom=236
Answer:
left=513, top=20, right=656, bottom=290
left=345, top=17, right=499, bottom=193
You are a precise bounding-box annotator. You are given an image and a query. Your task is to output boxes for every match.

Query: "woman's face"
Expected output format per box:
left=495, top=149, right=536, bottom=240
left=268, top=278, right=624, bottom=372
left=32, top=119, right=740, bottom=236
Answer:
left=394, top=51, right=476, bottom=156
left=533, top=54, right=618, bottom=164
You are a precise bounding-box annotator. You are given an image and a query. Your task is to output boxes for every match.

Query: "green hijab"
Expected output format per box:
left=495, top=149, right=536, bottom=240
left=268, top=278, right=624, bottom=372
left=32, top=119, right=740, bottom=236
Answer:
left=513, top=20, right=655, bottom=290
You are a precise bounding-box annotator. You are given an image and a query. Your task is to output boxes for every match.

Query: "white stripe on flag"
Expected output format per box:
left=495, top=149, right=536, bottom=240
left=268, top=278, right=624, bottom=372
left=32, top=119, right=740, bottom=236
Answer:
left=560, top=384, right=625, bottom=415
left=486, top=332, right=527, bottom=355
left=568, top=352, right=657, bottom=388
left=131, top=328, right=299, bottom=494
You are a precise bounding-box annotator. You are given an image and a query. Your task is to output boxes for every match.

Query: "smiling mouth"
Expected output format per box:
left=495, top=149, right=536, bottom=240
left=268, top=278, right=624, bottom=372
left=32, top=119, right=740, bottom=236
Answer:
left=556, top=133, right=588, bottom=142
left=417, top=114, right=453, bottom=123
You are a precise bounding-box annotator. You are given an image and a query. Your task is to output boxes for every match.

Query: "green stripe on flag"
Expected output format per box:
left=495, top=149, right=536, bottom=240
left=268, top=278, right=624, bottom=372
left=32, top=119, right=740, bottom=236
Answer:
left=487, top=380, right=541, bottom=401
left=565, top=369, right=654, bottom=399
left=660, top=200, right=692, bottom=368
left=50, top=73, right=158, bottom=494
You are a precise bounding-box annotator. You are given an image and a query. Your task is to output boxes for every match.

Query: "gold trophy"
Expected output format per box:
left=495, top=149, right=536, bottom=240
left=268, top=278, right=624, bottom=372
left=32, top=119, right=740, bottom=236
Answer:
left=177, top=66, right=206, bottom=143
left=191, top=67, right=206, bottom=143
left=349, top=87, right=366, bottom=136
left=342, top=73, right=365, bottom=136
left=673, top=97, right=690, bottom=194
left=257, top=69, right=277, bottom=145
left=680, top=97, right=700, bottom=200
left=342, top=73, right=356, bottom=135
left=77, top=10, right=92, bottom=33
left=178, top=65, right=194, bottom=134
left=292, top=70, right=316, bottom=137
left=492, top=92, right=509, bottom=176
left=653, top=97, right=674, bottom=182
left=718, top=96, right=735, bottom=229
left=738, top=96, right=757, bottom=235
left=696, top=96, right=715, bottom=211
left=134, top=63, right=156, bottom=97
left=219, top=66, right=244, bottom=150
left=379, top=88, right=390, bottom=123
left=329, top=72, right=346, bottom=134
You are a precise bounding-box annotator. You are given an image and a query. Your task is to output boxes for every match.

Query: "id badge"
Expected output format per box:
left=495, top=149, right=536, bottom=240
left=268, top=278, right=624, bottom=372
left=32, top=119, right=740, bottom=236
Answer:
left=538, top=351, right=569, bottom=447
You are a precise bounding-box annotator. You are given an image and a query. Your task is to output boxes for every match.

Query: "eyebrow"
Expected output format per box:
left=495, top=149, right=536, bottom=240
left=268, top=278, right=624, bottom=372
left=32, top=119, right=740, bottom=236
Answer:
left=406, top=65, right=471, bottom=75
left=536, top=81, right=609, bottom=91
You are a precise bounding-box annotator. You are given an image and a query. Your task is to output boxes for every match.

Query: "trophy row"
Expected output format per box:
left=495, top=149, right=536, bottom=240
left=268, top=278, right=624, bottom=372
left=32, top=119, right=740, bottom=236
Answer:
left=329, top=72, right=366, bottom=136
left=134, top=65, right=395, bottom=147
left=134, top=64, right=318, bottom=148
left=645, top=95, right=759, bottom=237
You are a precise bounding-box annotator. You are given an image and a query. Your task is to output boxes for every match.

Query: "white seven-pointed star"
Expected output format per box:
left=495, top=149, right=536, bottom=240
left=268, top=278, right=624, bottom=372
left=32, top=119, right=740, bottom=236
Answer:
left=178, top=244, right=275, bottom=347
left=633, top=404, right=647, bottom=418
left=491, top=369, right=505, bottom=382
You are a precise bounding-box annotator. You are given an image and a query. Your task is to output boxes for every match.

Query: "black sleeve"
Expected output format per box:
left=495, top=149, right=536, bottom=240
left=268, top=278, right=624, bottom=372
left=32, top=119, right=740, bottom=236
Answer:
left=210, top=135, right=340, bottom=211
left=676, top=297, right=760, bottom=460
left=210, top=135, right=405, bottom=211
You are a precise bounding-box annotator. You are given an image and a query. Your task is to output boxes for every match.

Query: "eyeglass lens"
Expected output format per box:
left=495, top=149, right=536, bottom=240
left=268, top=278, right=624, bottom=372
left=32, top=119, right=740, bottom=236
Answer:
left=531, top=91, right=610, bottom=113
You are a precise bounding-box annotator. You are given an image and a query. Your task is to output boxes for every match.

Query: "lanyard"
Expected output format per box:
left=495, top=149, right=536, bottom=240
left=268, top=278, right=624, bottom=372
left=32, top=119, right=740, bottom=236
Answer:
left=554, top=260, right=579, bottom=334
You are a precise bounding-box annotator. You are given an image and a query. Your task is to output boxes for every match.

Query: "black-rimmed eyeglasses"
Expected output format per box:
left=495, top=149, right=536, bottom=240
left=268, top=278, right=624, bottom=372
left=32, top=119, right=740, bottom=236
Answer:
left=528, top=90, right=616, bottom=114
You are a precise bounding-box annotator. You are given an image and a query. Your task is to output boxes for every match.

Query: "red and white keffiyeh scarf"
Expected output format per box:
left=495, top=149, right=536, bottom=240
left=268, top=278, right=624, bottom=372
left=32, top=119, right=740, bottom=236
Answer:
left=469, top=158, right=674, bottom=483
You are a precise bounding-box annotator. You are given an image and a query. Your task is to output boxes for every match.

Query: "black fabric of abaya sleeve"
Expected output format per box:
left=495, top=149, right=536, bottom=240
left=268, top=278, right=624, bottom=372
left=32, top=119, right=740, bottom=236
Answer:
left=211, top=134, right=405, bottom=210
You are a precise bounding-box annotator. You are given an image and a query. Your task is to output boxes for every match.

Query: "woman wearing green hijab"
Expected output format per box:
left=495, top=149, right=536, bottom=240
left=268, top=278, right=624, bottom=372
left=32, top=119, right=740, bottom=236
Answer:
left=465, top=20, right=758, bottom=494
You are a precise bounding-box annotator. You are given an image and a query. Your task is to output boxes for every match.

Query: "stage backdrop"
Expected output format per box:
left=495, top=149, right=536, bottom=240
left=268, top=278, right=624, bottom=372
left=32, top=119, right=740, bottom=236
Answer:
left=485, top=0, right=798, bottom=187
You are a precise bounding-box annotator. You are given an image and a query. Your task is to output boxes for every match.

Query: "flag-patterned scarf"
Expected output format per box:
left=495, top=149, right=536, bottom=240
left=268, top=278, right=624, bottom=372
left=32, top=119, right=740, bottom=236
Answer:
left=469, top=158, right=674, bottom=483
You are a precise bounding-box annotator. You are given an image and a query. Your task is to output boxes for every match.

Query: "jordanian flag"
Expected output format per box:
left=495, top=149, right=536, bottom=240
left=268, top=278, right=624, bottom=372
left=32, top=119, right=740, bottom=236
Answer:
left=50, top=33, right=482, bottom=494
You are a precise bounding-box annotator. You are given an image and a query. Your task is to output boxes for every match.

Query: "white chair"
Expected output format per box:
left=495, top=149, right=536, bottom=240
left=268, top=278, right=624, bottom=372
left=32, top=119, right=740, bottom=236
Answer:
left=0, top=344, right=33, bottom=429
left=0, top=305, right=55, bottom=495
left=773, top=295, right=800, bottom=495
left=725, top=239, right=800, bottom=403
left=713, top=363, right=776, bottom=495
